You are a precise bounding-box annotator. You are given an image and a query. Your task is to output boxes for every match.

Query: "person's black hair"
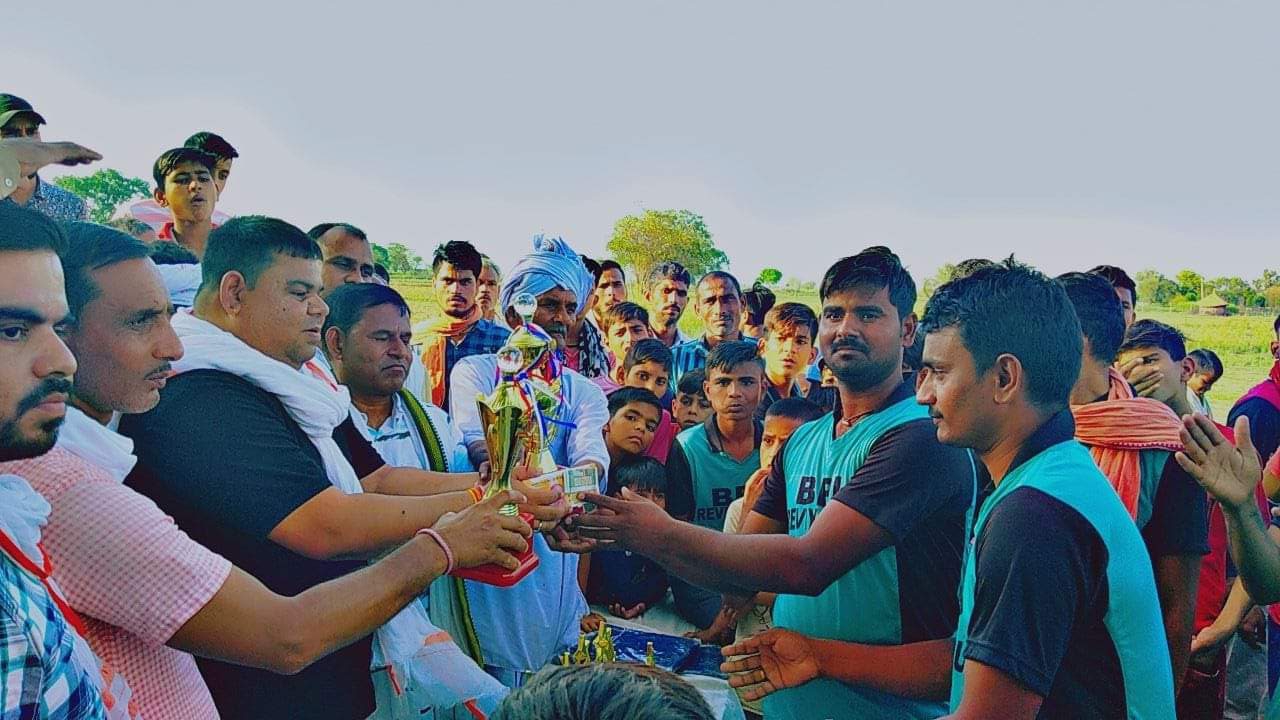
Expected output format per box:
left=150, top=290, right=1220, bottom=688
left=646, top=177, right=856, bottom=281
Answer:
left=373, top=263, right=390, bottom=283
left=606, top=455, right=669, bottom=497
left=0, top=202, right=67, bottom=255
left=432, top=240, right=483, bottom=278
left=183, top=131, right=239, bottom=160
left=677, top=367, right=707, bottom=397
left=1088, top=264, right=1138, bottom=303
left=820, top=246, right=916, bottom=320
left=1119, top=319, right=1187, bottom=362
left=1187, top=348, right=1223, bottom=378
left=152, top=147, right=216, bottom=190
left=601, top=301, right=649, bottom=332
left=1273, top=314, right=1280, bottom=337
left=580, top=255, right=602, bottom=280
left=706, top=340, right=765, bottom=376
left=148, top=241, right=199, bottom=266
left=597, top=259, right=625, bottom=284
left=950, top=258, right=997, bottom=280
left=902, top=330, right=925, bottom=373
left=765, top=397, right=825, bottom=424
left=106, top=217, right=155, bottom=241
left=481, top=255, right=502, bottom=278
left=697, top=270, right=742, bottom=297
left=922, top=258, right=1082, bottom=410
left=321, top=282, right=410, bottom=339
left=491, top=662, right=715, bottom=720
left=624, top=338, right=673, bottom=374
left=648, top=260, right=691, bottom=288
left=61, top=222, right=153, bottom=320
left=608, top=386, right=664, bottom=417
left=306, top=222, right=367, bottom=243
left=1056, top=271, right=1125, bottom=363
left=742, top=282, right=776, bottom=326
left=199, top=216, right=322, bottom=296
left=764, top=302, right=818, bottom=340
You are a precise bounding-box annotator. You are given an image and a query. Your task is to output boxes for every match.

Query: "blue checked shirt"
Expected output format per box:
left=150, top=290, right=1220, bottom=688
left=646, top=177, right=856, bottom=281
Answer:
left=670, top=335, right=759, bottom=384
left=440, top=319, right=511, bottom=407
left=1, top=553, right=105, bottom=719
left=2, top=176, right=88, bottom=223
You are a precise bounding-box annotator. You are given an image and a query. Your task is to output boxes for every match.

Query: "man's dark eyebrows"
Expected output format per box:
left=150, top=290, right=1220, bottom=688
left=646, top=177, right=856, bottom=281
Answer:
left=854, top=304, right=885, bottom=315
left=0, top=307, right=54, bottom=325
left=125, top=306, right=166, bottom=324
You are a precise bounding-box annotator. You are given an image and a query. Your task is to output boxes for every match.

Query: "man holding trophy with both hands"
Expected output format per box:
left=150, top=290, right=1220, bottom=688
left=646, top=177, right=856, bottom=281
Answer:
left=447, top=235, right=610, bottom=688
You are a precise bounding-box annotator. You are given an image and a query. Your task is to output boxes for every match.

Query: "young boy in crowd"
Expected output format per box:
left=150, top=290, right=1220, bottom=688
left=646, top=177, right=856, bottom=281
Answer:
left=617, top=339, right=681, bottom=463
left=673, top=367, right=713, bottom=431
left=602, top=302, right=653, bottom=368
left=756, top=302, right=820, bottom=420
left=601, top=387, right=664, bottom=465
left=582, top=457, right=673, bottom=625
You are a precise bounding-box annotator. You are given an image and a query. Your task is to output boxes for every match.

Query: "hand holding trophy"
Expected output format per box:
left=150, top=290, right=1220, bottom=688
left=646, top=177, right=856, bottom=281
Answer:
left=452, top=293, right=571, bottom=586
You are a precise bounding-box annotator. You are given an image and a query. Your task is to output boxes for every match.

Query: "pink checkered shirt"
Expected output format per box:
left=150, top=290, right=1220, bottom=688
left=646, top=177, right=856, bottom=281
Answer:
left=0, top=448, right=232, bottom=719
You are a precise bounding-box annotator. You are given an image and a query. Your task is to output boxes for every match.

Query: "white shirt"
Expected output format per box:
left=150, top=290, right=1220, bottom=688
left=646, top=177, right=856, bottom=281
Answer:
left=349, top=393, right=471, bottom=472
left=1187, top=386, right=1214, bottom=420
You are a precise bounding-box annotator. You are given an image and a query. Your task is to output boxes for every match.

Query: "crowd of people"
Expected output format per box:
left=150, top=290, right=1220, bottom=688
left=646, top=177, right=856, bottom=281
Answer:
left=1, top=94, right=1279, bottom=720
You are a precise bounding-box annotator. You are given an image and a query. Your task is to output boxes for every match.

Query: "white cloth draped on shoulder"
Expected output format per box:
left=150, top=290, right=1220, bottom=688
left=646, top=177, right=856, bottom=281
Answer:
left=168, top=309, right=506, bottom=718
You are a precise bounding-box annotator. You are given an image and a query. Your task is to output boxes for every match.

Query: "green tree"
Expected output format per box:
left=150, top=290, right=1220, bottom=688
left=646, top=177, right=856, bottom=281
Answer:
left=921, top=263, right=958, bottom=300
left=1264, top=286, right=1280, bottom=308
left=1175, top=270, right=1204, bottom=302
left=385, top=243, right=423, bottom=273
left=755, top=268, right=783, bottom=287
left=1254, top=269, right=1280, bottom=294
left=606, top=209, right=727, bottom=283
left=1135, top=269, right=1179, bottom=305
left=370, top=242, right=391, bottom=268
left=52, top=169, right=151, bottom=223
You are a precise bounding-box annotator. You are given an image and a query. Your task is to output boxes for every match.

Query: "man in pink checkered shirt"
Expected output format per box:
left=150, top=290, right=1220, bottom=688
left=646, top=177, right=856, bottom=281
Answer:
left=0, top=221, right=535, bottom=718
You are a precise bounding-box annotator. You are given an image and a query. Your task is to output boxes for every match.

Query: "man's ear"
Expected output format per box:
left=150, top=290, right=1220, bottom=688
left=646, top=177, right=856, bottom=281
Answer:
left=991, top=353, right=1024, bottom=406
left=153, top=187, right=168, bottom=207
left=1178, top=356, right=1195, bottom=384
left=324, top=327, right=343, bottom=362
left=901, top=312, right=918, bottom=347
left=218, top=271, right=249, bottom=315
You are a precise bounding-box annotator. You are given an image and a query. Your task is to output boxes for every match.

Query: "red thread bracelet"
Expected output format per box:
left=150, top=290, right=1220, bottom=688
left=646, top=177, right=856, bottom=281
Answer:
left=468, top=486, right=484, bottom=504
left=417, top=528, right=455, bottom=574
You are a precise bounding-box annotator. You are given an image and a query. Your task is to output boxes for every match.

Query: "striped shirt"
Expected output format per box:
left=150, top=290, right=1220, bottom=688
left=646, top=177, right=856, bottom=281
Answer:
left=670, top=335, right=758, bottom=384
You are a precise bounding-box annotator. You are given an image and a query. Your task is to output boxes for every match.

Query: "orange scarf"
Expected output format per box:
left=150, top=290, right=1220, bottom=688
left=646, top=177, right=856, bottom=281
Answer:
left=1070, top=367, right=1184, bottom=519
left=419, top=305, right=481, bottom=407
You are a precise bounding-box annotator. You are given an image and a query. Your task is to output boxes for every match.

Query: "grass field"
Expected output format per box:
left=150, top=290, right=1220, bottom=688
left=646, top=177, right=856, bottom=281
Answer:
left=391, top=276, right=1271, bottom=413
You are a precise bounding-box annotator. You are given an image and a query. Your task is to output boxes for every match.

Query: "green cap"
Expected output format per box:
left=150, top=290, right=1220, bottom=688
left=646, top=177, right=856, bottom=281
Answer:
left=0, top=94, right=47, bottom=130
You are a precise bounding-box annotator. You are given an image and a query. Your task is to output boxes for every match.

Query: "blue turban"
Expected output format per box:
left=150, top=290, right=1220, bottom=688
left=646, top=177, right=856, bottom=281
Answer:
left=498, top=234, right=594, bottom=314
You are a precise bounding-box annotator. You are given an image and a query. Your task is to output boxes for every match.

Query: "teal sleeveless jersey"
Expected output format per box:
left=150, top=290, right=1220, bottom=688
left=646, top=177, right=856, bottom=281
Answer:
left=950, top=439, right=1175, bottom=718
left=676, top=424, right=760, bottom=530
left=764, top=396, right=960, bottom=720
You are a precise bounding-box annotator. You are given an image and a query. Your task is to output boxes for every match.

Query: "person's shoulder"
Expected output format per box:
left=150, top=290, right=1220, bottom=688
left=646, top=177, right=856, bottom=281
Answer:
left=872, top=418, right=970, bottom=466
left=0, top=447, right=116, bottom=499
left=1230, top=395, right=1280, bottom=423
left=982, top=486, right=1103, bottom=553
left=676, top=422, right=707, bottom=445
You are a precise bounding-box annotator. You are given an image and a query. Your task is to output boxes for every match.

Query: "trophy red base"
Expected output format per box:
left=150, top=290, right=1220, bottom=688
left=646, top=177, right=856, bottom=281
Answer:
left=449, top=512, right=540, bottom=587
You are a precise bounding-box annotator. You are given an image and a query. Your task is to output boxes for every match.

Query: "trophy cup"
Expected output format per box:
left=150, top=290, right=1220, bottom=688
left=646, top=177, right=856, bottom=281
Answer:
left=451, top=293, right=558, bottom=587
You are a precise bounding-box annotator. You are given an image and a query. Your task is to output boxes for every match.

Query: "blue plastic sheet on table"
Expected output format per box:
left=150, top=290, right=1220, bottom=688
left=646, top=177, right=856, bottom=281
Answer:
left=561, top=626, right=698, bottom=673
left=676, top=643, right=728, bottom=679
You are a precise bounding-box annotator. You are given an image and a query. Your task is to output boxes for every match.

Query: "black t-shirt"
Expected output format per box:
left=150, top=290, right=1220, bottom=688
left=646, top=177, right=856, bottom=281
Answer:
left=963, top=412, right=1128, bottom=718
left=120, top=369, right=385, bottom=720
left=1230, top=397, right=1280, bottom=469
left=753, top=380, right=976, bottom=644
left=1140, top=450, right=1210, bottom=558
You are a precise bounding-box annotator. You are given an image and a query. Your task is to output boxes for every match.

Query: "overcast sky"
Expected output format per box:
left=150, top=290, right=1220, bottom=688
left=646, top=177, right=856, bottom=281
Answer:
left=11, top=1, right=1278, bottom=285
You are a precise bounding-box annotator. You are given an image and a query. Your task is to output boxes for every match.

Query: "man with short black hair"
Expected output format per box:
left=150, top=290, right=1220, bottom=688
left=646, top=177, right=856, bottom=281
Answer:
left=592, top=260, right=628, bottom=327
left=571, top=247, right=978, bottom=719
left=600, top=302, right=652, bottom=383
left=0, top=93, right=88, bottom=221
left=121, top=216, right=561, bottom=717
left=418, top=240, right=510, bottom=407
left=0, top=203, right=106, bottom=718
left=308, top=222, right=376, bottom=295
left=1089, top=264, right=1138, bottom=328
left=671, top=270, right=752, bottom=383
left=151, top=147, right=219, bottom=257
left=1059, top=272, right=1208, bottom=690
left=756, top=302, right=819, bottom=421
left=645, top=261, right=693, bottom=348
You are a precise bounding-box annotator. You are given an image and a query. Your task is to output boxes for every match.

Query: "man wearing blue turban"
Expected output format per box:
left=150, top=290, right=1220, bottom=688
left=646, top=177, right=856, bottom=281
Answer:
left=446, top=235, right=611, bottom=687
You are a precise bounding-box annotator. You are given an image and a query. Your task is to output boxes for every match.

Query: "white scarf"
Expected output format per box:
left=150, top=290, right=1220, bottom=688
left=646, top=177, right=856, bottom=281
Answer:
left=0, top=474, right=50, bottom=562
left=56, top=406, right=136, bottom=483
left=156, top=263, right=202, bottom=308
left=168, top=310, right=475, bottom=705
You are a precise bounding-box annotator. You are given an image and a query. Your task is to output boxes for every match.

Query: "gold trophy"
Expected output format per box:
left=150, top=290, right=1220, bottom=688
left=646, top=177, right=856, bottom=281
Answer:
left=451, top=293, right=558, bottom=586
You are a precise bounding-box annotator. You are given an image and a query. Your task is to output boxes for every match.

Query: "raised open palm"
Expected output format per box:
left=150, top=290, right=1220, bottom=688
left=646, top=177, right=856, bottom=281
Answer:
left=1175, top=414, right=1260, bottom=511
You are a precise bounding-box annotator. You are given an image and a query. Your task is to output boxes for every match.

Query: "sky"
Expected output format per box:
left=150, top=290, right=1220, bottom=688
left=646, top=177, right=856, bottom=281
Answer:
left=11, top=1, right=1278, bottom=285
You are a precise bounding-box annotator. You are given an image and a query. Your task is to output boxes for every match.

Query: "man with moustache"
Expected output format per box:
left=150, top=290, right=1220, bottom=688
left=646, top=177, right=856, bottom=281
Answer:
left=645, top=261, right=694, bottom=349
left=477, top=255, right=502, bottom=323
left=671, top=271, right=753, bottom=383
left=568, top=247, right=977, bottom=719
left=417, top=241, right=510, bottom=408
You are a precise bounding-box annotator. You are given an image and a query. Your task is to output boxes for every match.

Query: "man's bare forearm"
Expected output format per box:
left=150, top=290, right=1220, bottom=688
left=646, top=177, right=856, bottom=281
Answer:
left=1223, top=503, right=1280, bottom=603
left=362, top=465, right=479, bottom=496
left=646, top=521, right=836, bottom=596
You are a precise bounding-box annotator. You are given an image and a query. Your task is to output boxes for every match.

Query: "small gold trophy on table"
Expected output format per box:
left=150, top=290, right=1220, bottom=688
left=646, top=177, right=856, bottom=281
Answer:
left=451, top=293, right=562, bottom=586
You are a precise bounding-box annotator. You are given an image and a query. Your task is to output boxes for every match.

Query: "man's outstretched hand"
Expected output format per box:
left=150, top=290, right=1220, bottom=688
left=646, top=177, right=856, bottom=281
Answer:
left=3, top=138, right=101, bottom=177
left=720, top=628, right=821, bottom=702
left=570, top=487, right=672, bottom=555
left=1175, top=414, right=1260, bottom=512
